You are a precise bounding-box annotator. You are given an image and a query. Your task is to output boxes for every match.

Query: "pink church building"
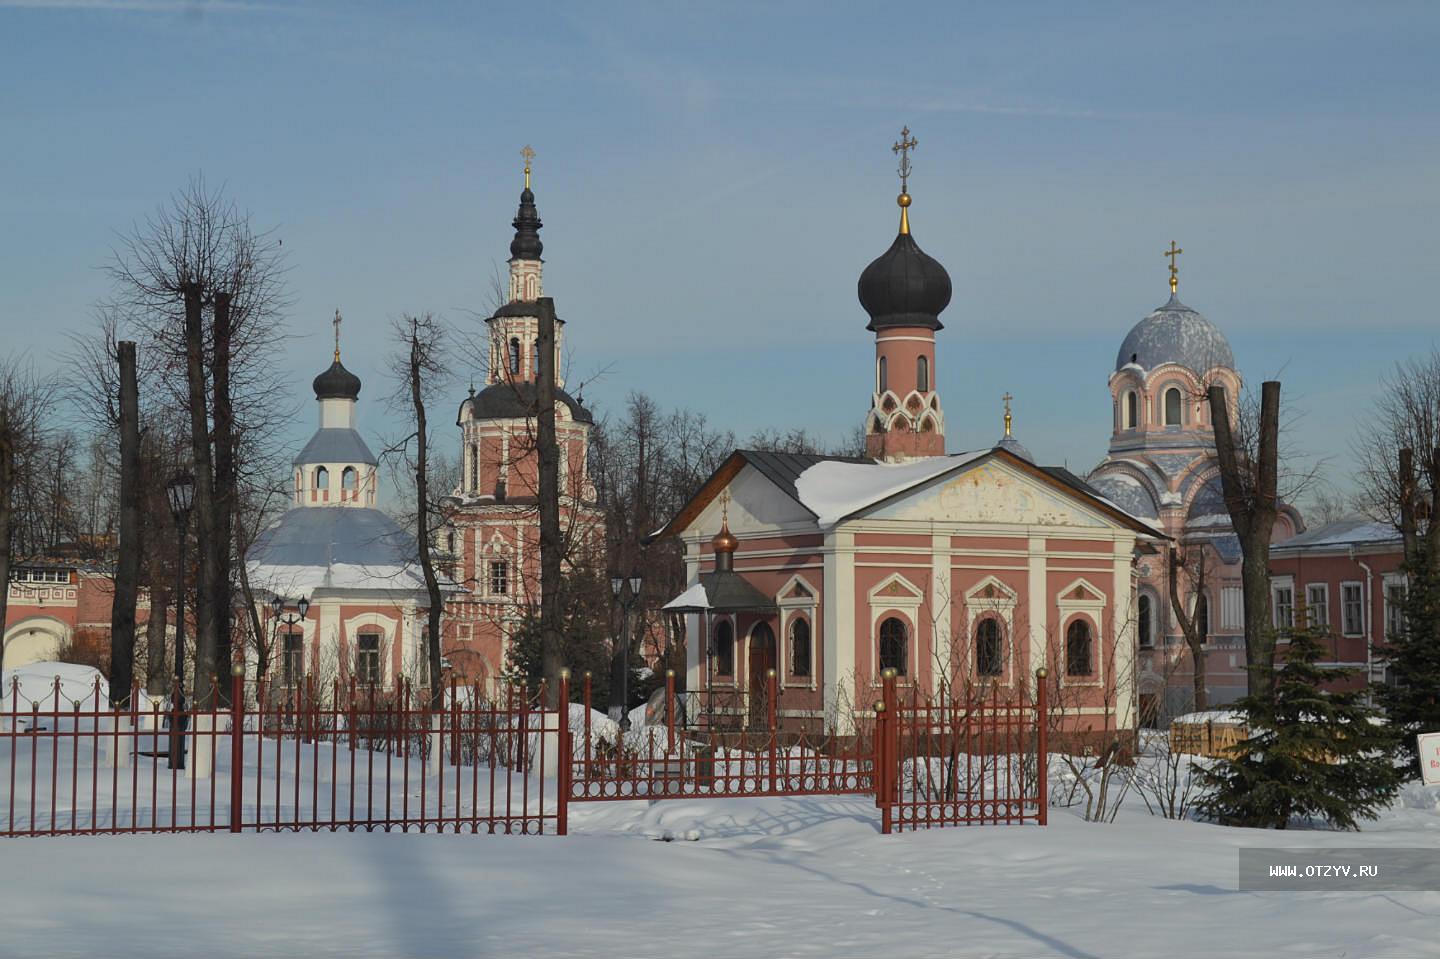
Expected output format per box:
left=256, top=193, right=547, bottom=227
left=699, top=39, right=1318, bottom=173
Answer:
left=1086, top=273, right=1303, bottom=717
left=440, top=161, right=603, bottom=688
left=655, top=157, right=1162, bottom=734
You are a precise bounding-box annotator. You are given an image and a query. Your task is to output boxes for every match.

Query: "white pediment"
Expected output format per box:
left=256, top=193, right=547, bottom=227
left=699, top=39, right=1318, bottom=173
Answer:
left=865, top=460, right=1109, bottom=529
left=692, top=464, right=815, bottom=536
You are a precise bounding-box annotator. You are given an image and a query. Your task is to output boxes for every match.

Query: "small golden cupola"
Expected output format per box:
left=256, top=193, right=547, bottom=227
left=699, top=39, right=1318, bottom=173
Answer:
left=711, top=492, right=739, bottom=571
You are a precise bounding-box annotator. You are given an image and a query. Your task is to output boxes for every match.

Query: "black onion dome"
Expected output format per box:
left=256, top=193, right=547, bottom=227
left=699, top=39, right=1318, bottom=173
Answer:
left=509, top=186, right=543, bottom=260
left=312, top=360, right=362, bottom=401
left=858, top=232, right=952, bottom=331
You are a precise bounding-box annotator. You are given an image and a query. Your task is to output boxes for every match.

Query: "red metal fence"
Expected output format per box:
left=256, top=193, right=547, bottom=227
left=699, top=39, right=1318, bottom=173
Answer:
left=569, top=670, right=875, bottom=802
left=1, top=672, right=562, bottom=838
left=876, top=669, right=1048, bottom=833
left=3, top=667, right=1047, bottom=839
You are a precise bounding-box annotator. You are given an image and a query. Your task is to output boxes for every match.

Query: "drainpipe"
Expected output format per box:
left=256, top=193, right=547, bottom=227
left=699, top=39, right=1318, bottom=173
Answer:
left=1350, top=546, right=1375, bottom=696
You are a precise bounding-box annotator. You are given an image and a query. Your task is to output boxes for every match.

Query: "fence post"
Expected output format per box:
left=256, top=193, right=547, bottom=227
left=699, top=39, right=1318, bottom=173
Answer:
left=1035, top=666, right=1048, bottom=826
left=557, top=670, right=570, bottom=836
left=230, top=665, right=244, bottom=833
left=766, top=668, right=778, bottom=794
left=881, top=668, right=899, bottom=833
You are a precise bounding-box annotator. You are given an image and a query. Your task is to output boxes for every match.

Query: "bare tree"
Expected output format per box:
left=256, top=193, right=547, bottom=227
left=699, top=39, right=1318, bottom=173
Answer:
left=1167, top=543, right=1210, bottom=711
left=388, top=313, right=450, bottom=707
left=1355, top=349, right=1440, bottom=565
left=104, top=177, right=289, bottom=706
left=1208, top=381, right=1281, bottom=695
left=0, top=360, right=57, bottom=677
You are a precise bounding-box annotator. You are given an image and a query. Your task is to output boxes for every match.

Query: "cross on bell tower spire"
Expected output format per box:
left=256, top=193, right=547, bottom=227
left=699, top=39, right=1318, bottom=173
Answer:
left=1003, top=392, right=1014, bottom=437
left=333, top=308, right=342, bottom=362
left=521, top=144, right=535, bottom=190
left=892, top=126, right=917, bottom=235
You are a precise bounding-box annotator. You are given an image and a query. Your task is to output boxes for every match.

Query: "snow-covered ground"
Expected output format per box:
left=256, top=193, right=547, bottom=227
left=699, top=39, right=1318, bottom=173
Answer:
left=3, top=785, right=1439, bottom=958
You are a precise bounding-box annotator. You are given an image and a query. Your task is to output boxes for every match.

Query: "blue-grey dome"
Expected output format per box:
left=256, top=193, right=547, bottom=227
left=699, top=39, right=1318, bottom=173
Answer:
left=996, top=435, right=1033, bottom=463
left=1114, top=296, right=1234, bottom=374
left=1087, top=473, right=1159, bottom=519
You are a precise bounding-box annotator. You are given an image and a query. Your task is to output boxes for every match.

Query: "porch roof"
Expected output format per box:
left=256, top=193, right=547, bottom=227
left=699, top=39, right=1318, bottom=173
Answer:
left=661, top=571, right=777, bottom=613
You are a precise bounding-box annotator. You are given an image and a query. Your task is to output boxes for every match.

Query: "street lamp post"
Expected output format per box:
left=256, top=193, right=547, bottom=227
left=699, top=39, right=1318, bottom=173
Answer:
left=165, top=471, right=195, bottom=771
left=610, top=569, right=644, bottom=732
left=269, top=595, right=311, bottom=693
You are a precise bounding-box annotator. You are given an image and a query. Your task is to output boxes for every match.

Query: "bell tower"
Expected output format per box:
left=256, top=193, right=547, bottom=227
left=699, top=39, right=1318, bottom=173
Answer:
left=487, top=145, right=564, bottom=389
left=857, top=127, right=952, bottom=462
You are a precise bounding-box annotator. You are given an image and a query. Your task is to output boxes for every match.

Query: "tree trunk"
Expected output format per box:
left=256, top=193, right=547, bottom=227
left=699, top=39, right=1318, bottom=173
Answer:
left=182, top=282, right=219, bottom=705
left=236, top=536, right=268, bottom=678
left=409, top=321, right=444, bottom=709
left=1208, top=381, right=1281, bottom=695
left=536, top=297, right=563, bottom=706
left=210, top=292, right=235, bottom=704
left=109, top=341, right=142, bottom=707
left=1167, top=546, right=1208, bottom=712
left=145, top=584, right=169, bottom=696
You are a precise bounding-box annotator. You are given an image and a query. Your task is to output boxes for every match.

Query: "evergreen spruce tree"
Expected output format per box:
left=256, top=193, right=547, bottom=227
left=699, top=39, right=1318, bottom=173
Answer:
left=1374, top=555, right=1440, bottom=777
left=1197, top=624, right=1400, bottom=830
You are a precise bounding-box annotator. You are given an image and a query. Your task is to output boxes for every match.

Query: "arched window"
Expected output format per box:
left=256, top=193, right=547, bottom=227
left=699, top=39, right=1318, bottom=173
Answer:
left=916, top=355, right=929, bottom=392
left=508, top=337, right=521, bottom=375
left=1125, top=391, right=1138, bottom=430
left=878, top=617, right=907, bottom=676
left=533, top=337, right=540, bottom=376
left=281, top=631, right=305, bottom=689
left=713, top=620, right=734, bottom=677
left=1138, top=594, right=1153, bottom=648
left=1196, top=592, right=1210, bottom=645
left=468, top=443, right=478, bottom=491
left=341, top=466, right=357, bottom=491
left=975, top=618, right=1002, bottom=676
left=790, top=618, right=811, bottom=678
left=1066, top=619, right=1093, bottom=676
left=314, top=466, right=329, bottom=490
left=1164, top=388, right=1182, bottom=426
left=877, top=356, right=888, bottom=392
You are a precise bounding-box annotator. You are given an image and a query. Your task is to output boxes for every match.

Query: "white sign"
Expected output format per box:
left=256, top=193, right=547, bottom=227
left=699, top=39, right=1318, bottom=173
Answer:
left=1419, top=732, right=1440, bottom=786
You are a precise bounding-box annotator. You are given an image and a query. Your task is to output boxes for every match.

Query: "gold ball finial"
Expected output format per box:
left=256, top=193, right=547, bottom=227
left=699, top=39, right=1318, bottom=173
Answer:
left=897, top=192, right=911, bottom=208
left=1036, top=666, right=1048, bottom=679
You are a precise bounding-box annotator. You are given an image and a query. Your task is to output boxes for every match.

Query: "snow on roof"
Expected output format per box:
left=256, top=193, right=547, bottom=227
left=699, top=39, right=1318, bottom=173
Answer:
left=662, top=582, right=710, bottom=611
left=1274, top=518, right=1401, bottom=552
left=794, top=452, right=986, bottom=527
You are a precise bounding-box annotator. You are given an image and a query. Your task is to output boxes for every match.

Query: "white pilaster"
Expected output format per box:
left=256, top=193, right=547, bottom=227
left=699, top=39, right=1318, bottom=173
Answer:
left=1027, top=535, right=1048, bottom=694
left=1113, top=538, right=1136, bottom=728
left=931, top=533, right=950, bottom=685
left=823, top=529, right=855, bottom=730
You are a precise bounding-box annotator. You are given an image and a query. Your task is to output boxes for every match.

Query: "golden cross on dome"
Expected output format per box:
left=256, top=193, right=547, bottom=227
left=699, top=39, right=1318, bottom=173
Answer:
left=521, top=144, right=535, bottom=189
left=1002, top=392, right=1014, bottom=437
left=1164, top=241, right=1183, bottom=294
left=333, top=308, right=342, bottom=362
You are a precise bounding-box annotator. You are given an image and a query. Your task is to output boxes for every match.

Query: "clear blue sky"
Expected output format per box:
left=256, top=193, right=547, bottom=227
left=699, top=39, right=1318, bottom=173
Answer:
left=2, top=1, right=1437, bottom=505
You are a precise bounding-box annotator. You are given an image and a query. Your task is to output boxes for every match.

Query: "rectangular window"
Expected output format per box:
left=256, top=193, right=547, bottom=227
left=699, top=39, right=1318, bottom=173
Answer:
left=1385, top=581, right=1408, bottom=639
left=282, top=634, right=304, bottom=688
left=1273, top=585, right=1294, bottom=630
left=1341, top=583, right=1364, bottom=636
left=1305, top=584, right=1329, bottom=628
left=1220, top=587, right=1244, bottom=631
left=356, top=632, right=381, bottom=686
left=490, top=560, right=509, bottom=596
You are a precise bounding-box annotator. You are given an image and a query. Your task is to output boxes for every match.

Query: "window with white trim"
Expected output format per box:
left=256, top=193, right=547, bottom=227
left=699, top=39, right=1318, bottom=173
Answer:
left=1385, top=581, right=1407, bottom=639
left=1273, top=584, right=1294, bottom=630
left=1341, top=583, right=1363, bottom=636
left=1163, top=388, right=1182, bottom=426
left=1137, top=594, right=1154, bottom=649
left=1305, top=584, right=1329, bottom=628
left=489, top=560, right=509, bottom=596
left=356, top=630, right=382, bottom=686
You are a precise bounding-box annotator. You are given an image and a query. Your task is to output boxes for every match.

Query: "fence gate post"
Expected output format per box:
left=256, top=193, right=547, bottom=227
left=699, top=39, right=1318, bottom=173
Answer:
left=1035, top=666, right=1048, bottom=826
left=557, top=670, right=570, bottom=836
left=230, top=665, right=245, bottom=833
